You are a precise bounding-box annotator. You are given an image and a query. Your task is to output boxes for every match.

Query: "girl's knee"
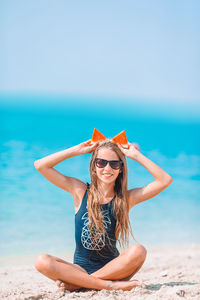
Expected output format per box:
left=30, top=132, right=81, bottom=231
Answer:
left=34, top=253, right=53, bottom=272
left=128, top=244, right=147, bottom=262
left=135, top=244, right=147, bottom=257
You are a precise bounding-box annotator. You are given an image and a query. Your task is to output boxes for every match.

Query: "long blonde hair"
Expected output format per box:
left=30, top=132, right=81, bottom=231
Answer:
left=87, top=139, right=135, bottom=248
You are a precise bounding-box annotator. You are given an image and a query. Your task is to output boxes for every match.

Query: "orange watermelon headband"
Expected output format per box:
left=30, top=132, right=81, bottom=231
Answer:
left=92, top=128, right=128, bottom=145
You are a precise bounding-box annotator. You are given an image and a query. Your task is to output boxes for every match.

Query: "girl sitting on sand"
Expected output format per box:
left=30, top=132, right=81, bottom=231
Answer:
left=34, top=130, right=173, bottom=292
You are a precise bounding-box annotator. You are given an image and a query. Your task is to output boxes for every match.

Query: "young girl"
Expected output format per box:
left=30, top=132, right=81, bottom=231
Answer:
left=34, top=136, right=173, bottom=292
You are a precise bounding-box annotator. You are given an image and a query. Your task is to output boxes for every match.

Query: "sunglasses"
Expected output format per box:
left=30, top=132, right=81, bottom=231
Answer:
left=95, top=158, right=123, bottom=170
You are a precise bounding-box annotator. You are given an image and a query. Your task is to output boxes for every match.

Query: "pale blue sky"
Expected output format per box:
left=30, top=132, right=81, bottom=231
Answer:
left=1, top=0, right=200, bottom=104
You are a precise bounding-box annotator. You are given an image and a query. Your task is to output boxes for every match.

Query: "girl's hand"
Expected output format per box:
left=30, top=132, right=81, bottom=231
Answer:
left=117, top=142, right=140, bottom=160
left=77, top=139, right=99, bottom=155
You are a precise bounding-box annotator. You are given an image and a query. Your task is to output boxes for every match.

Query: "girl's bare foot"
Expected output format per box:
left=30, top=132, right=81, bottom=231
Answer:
left=56, top=278, right=146, bottom=292
left=56, top=279, right=81, bottom=292
left=107, top=279, right=146, bottom=291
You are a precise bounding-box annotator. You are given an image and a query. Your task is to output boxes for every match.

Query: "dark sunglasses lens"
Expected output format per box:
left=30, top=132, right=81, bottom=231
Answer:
left=95, top=159, right=107, bottom=168
left=110, top=161, right=122, bottom=169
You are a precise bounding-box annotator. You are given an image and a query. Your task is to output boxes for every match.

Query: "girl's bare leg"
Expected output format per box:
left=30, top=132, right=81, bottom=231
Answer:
left=34, top=255, right=143, bottom=292
left=35, top=255, right=111, bottom=291
left=35, top=244, right=146, bottom=290
left=54, top=262, right=88, bottom=292
left=55, top=261, right=143, bottom=292
left=56, top=243, right=146, bottom=291
left=91, top=243, right=147, bottom=280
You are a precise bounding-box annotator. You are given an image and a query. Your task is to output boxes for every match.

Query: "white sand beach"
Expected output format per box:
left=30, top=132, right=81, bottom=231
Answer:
left=0, top=244, right=200, bottom=300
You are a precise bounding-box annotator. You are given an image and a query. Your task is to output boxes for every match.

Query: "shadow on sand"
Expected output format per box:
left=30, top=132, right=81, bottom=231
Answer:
left=146, top=281, right=197, bottom=291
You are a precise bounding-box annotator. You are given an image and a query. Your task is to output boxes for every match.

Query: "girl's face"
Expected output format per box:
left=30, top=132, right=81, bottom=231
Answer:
left=95, top=147, right=122, bottom=184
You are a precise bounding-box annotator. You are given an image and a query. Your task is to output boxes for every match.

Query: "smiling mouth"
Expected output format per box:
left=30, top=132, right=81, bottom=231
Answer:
left=103, top=174, right=113, bottom=177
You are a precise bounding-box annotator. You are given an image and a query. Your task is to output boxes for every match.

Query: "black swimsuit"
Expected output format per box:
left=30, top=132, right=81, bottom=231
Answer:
left=73, top=183, right=120, bottom=274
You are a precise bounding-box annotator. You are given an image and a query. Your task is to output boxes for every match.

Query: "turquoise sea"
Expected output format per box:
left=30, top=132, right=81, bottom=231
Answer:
left=0, top=94, right=200, bottom=262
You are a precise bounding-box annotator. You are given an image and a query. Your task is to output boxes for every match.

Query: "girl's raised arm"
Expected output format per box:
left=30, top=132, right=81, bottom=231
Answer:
left=117, top=142, right=173, bottom=208
left=34, top=140, right=98, bottom=197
